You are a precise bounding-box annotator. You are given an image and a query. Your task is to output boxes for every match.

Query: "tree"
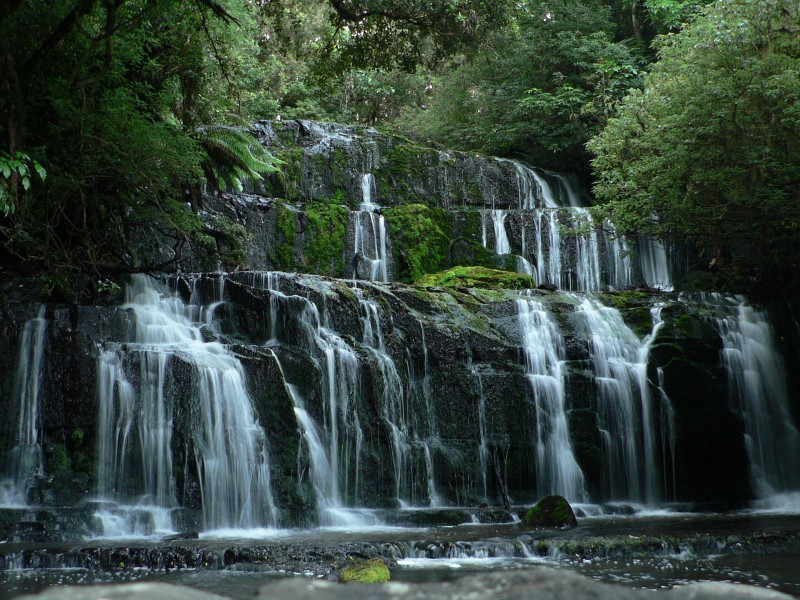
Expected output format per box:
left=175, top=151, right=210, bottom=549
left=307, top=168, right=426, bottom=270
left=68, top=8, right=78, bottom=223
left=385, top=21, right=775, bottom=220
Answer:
left=589, top=0, right=800, bottom=296
left=0, top=0, right=507, bottom=289
left=402, top=0, right=645, bottom=173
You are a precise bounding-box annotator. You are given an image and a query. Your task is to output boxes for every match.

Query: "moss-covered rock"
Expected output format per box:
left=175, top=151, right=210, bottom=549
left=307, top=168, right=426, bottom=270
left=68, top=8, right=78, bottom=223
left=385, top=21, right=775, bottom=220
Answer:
left=415, top=266, right=534, bottom=290
left=303, top=200, right=349, bottom=275
left=384, top=204, right=451, bottom=282
left=339, top=558, right=390, bottom=584
left=521, top=495, right=578, bottom=528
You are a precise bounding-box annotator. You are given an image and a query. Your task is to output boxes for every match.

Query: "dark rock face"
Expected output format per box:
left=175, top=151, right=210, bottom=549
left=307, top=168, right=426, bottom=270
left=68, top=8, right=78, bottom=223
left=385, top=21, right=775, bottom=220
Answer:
left=1, top=270, right=784, bottom=536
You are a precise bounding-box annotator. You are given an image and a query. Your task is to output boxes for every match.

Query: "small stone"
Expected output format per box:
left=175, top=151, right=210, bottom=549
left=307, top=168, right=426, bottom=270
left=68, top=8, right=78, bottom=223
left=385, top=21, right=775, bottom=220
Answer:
left=339, top=558, right=390, bottom=584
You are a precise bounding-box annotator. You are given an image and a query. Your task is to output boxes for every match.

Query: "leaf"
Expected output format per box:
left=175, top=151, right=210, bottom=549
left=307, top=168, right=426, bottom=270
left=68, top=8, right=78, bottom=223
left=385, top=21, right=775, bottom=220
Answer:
left=22, top=176, right=30, bottom=191
left=34, top=163, right=47, bottom=181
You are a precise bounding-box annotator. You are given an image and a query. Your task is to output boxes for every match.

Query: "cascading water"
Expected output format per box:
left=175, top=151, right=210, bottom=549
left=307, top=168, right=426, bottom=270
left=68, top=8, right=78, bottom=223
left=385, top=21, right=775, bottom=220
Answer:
left=241, top=272, right=369, bottom=524
left=412, top=322, right=442, bottom=507
left=638, top=238, right=673, bottom=291
left=570, top=208, right=602, bottom=292
left=473, top=368, right=490, bottom=502
left=657, top=367, right=678, bottom=502
left=702, top=294, right=800, bottom=501
left=358, top=293, right=413, bottom=505
left=352, top=173, right=388, bottom=281
left=605, top=232, right=634, bottom=291
left=517, top=295, right=586, bottom=502
left=95, top=274, right=278, bottom=534
left=1, top=306, right=47, bottom=506
left=577, top=296, right=666, bottom=504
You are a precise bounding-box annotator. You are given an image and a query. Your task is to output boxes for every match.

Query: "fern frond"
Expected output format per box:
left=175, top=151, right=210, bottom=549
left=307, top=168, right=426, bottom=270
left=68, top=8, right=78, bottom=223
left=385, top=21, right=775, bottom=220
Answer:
left=193, top=124, right=283, bottom=192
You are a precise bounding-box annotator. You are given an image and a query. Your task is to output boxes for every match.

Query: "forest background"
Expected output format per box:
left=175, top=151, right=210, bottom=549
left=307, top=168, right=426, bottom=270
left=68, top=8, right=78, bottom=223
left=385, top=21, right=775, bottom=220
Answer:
left=0, top=0, right=798, bottom=298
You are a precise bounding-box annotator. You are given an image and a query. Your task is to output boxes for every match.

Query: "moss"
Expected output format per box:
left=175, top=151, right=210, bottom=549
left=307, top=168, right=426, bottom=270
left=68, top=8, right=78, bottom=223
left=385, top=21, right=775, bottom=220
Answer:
left=203, top=213, right=252, bottom=269
left=51, top=444, right=72, bottom=475
left=340, top=559, right=390, bottom=584
left=303, top=200, right=349, bottom=275
left=416, top=266, right=534, bottom=290
left=270, top=204, right=297, bottom=271
left=270, top=147, right=305, bottom=201
left=599, top=290, right=652, bottom=309
left=384, top=204, right=452, bottom=282
left=521, top=495, right=578, bottom=528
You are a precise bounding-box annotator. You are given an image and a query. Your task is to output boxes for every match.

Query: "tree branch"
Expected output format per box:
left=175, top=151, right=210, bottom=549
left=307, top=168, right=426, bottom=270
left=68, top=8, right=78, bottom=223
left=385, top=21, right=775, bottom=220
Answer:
left=20, top=0, right=100, bottom=83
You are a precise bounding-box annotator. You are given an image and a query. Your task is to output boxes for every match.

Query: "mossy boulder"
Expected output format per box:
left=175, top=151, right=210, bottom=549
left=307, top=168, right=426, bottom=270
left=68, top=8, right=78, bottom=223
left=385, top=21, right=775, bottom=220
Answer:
left=339, top=558, right=390, bottom=584
left=415, top=266, right=534, bottom=290
left=521, top=495, right=578, bottom=528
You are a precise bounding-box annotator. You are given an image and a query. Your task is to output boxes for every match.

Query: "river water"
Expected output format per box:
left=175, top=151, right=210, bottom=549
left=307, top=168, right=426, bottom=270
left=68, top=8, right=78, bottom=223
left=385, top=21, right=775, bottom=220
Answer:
left=2, top=511, right=799, bottom=598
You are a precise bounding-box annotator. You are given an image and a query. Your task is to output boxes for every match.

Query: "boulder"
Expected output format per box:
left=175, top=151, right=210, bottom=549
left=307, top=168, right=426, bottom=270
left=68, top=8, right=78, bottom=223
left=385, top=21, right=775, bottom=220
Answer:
left=521, top=495, right=578, bottom=528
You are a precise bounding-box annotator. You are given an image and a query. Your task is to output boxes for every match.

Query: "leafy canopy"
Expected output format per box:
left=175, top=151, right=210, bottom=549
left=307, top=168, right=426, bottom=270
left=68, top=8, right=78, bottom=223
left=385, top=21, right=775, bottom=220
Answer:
left=589, top=0, right=800, bottom=294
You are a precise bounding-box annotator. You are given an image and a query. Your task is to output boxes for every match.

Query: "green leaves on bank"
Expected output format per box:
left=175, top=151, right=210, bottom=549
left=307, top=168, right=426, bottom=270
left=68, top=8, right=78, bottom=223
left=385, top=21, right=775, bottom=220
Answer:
left=590, top=0, right=800, bottom=295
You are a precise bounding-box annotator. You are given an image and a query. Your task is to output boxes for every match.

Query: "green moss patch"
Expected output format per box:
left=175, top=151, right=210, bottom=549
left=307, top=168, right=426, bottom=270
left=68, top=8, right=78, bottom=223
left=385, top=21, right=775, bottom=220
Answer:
left=303, top=200, right=349, bottom=275
left=384, top=204, right=452, bottom=282
left=339, top=558, right=390, bottom=584
left=270, top=204, right=297, bottom=271
left=416, top=266, right=534, bottom=290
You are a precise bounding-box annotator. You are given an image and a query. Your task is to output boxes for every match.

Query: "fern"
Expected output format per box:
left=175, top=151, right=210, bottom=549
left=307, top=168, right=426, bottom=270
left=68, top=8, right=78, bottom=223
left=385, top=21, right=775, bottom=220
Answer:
left=194, top=124, right=282, bottom=192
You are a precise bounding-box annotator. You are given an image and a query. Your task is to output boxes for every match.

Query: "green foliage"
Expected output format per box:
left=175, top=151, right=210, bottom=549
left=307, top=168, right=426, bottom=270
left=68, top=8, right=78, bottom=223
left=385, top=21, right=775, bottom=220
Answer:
left=303, top=200, right=349, bottom=275
left=271, top=204, right=297, bottom=271
left=401, top=0, right=645, bottom=172
left=416, top=266, right=535, bottom=290
left=384, top=204, right=451, bottom=282
left=590, top=0, right=800, bottom=296
left=204, top=213, right=252, bottom=268
left=51, top=444, right=72, bottom=475
left=194, top=124, right=281, bottom=192
left=640, top=0, right=706, bottom=32
left=0, top=152, right=46, bottom=216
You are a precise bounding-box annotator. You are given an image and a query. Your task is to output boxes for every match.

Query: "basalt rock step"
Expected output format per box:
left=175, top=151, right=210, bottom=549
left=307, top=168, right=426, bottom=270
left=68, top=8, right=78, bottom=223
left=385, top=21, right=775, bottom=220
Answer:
left=2, top=521, right=800, bottom=574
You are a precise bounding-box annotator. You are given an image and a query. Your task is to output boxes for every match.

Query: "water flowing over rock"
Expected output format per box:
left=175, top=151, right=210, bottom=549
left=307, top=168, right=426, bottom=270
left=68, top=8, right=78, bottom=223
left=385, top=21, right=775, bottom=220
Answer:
left=0, top=121, right=797, bottom=543
left=196, top=120, right=685, bottom=292
left=1, top=271, right=798, bottom=536
left=0, top=306, right=47, bottom=506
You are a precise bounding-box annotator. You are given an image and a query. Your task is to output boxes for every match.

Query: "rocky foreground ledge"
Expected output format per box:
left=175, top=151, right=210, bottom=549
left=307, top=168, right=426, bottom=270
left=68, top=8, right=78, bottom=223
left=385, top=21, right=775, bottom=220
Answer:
left=12, top=568, right=796, bottom=600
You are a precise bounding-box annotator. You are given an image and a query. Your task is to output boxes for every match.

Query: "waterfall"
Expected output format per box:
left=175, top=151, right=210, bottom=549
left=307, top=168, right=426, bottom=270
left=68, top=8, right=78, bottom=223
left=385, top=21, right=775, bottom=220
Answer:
left=243, top=272, right=368, bottom=522
left=95, top=274, right=278, bottom=533
left=1, top=306, right=47, bottom=507
left=498, top=158, right=559, bottom=209
left=606, top=232, right=634, bottom=290
left=639, top=238, right=673, bottom=291
left=352, top=173, right=388, bottom=281
left=577, top=296, right=665, bottom=504
left=570, top=208, right=602, bottom=292
left=358, top=294, right=412, bottom=505
left=490, top=209, right=511, bottom=255
left=517, top=296, right=586, bottom=502
left=481, top=209, right=535, bottom=278
left=657, top=367, right=678, bottom=502
left=474, top=369, right=490, bottom=502
left=703, top=294, right=800, bottom=500
left=416, top=322, right=442, bottom=506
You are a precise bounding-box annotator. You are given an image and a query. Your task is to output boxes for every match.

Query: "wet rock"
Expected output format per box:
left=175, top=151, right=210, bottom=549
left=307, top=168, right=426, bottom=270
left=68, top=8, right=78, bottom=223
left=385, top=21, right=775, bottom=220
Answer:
left=521, top=495, right=578, bottom=528
left=162, top=531, right=199, bottom=541
left=12, top=582, right=231, bottom=600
